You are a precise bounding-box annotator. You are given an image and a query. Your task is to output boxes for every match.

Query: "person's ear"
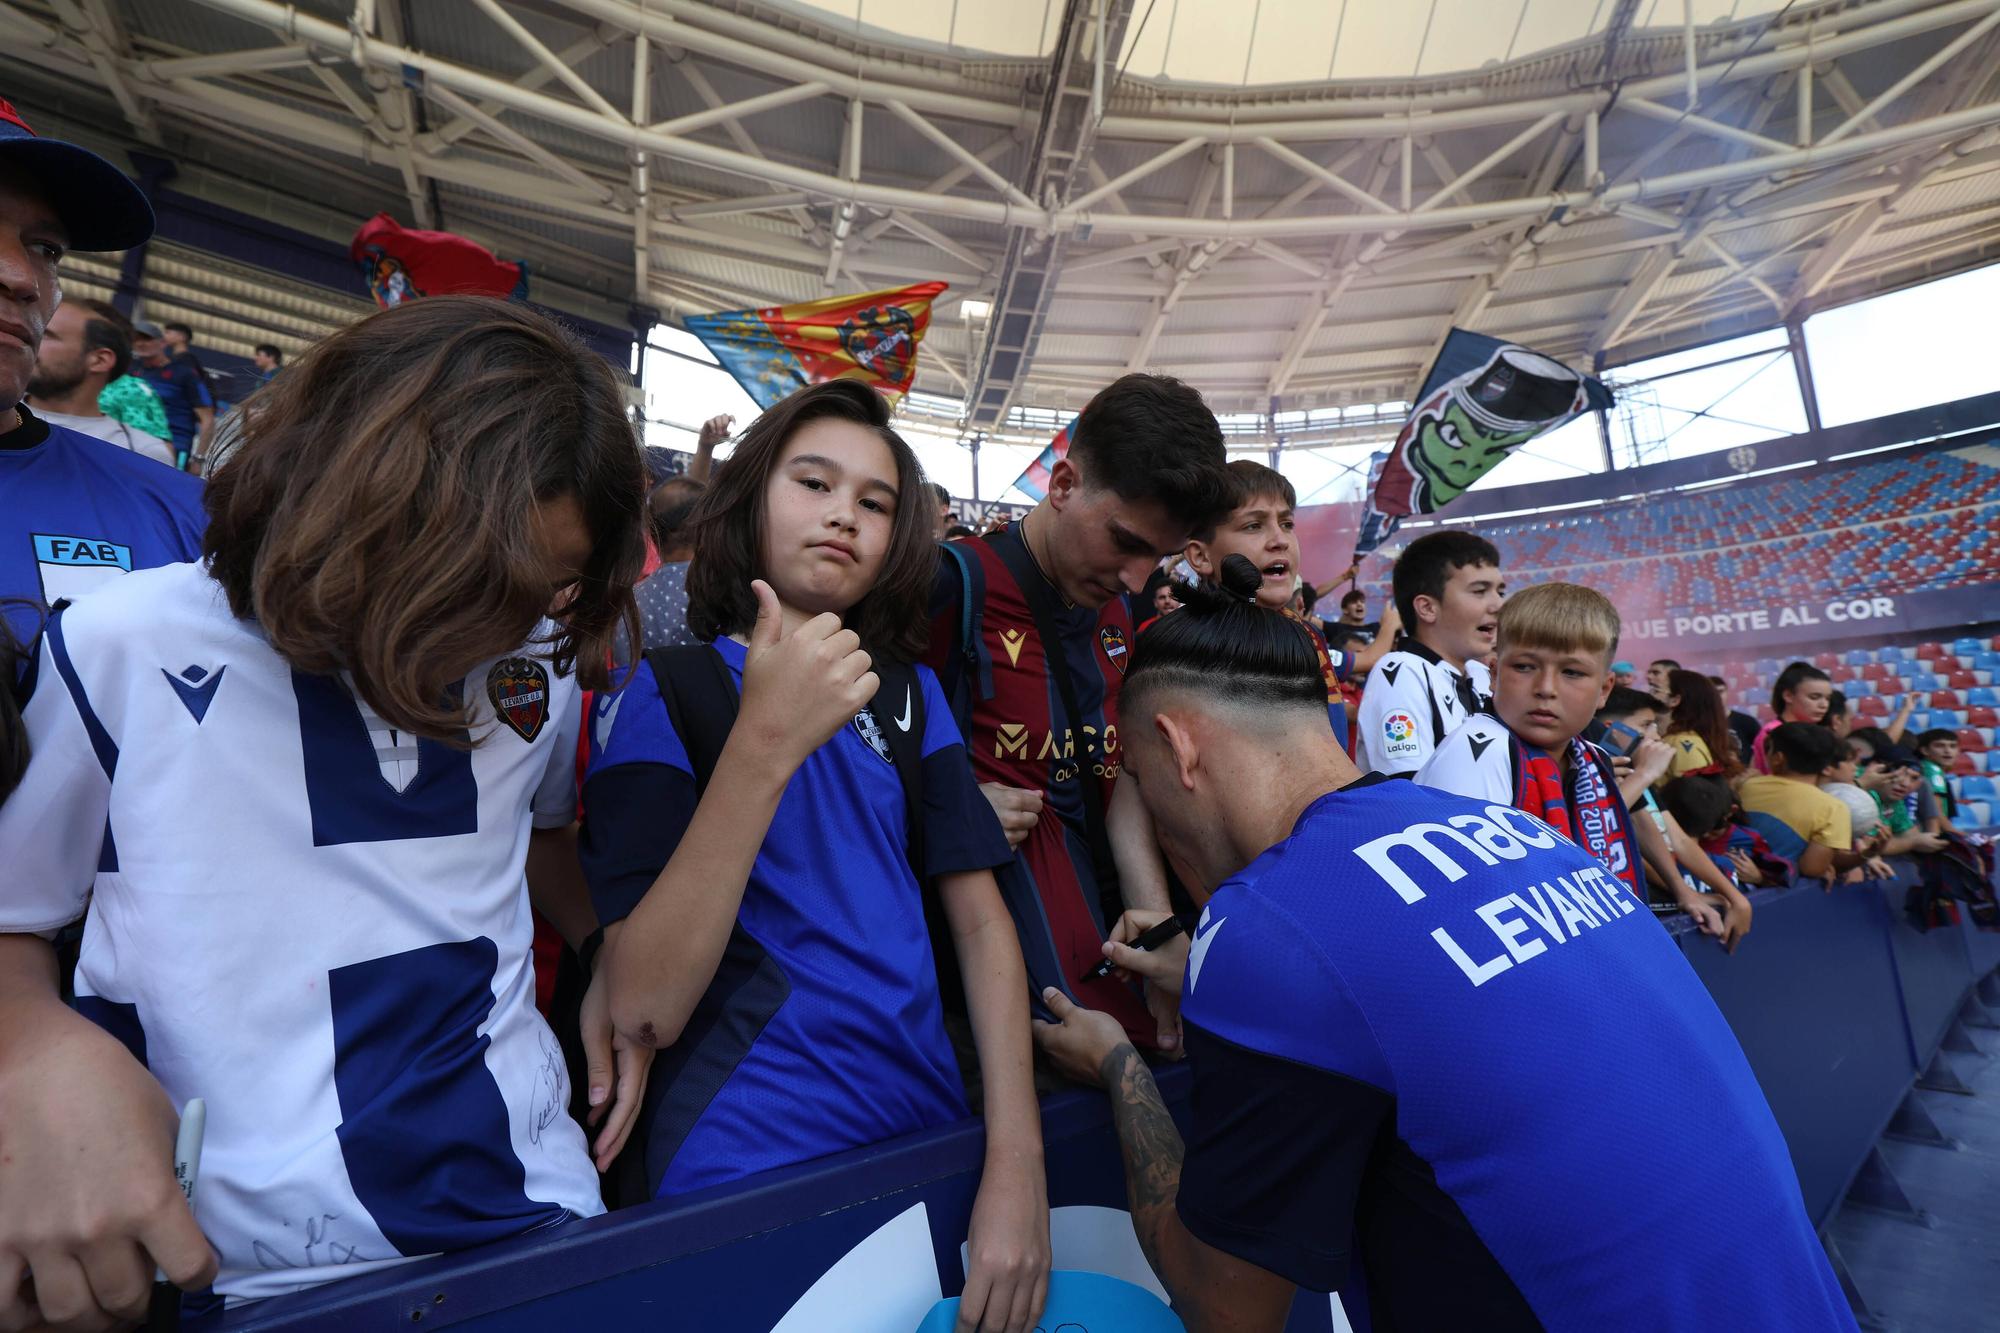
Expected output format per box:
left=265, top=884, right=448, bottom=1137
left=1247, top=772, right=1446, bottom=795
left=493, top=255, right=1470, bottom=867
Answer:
left=1046, top=457, right=1079, bottom=512
left=84, top=345, right=116, bottom=378
left=1596, top=674, right=1615, bottom=707
left=1185, top=539, right=1215, bottom=579
left=1412, top=593, right=1441, bottom=627
left=1154, top=712, right=1200, bottom=792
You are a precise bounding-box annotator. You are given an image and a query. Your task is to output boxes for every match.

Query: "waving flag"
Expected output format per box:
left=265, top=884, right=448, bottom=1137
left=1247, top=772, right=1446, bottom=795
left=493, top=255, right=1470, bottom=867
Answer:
left=1355, top=329, right=1612, bottom=559
left=350, top=213, right=527, bottom=308
left=1009, top=419, right=1074, bottom=502
left=685, top=281, right=947, bottom=410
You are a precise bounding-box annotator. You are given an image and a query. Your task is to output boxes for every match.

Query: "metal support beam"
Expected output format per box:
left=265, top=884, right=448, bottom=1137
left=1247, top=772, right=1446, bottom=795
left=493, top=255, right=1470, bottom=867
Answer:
left=1254, top=138, right=1397, bottom=215
left=1067, top=137, right=1208, bottom=214
left=823, top=98, right=863, bottom=290
left=672, top=57, right=822, bottom=240
left=630, top=31, right=651, bottom=299
left=425, top=30, right=612, bottom=149
left=359, top=2, right=435, bottom=227
left=469, top=0, right=628, bottom=124
left=1786, top=318, right=1822, bottom=432
left=882, top=100, right=1038, bottom=211
left=1822, top=7, right=2000, bottom=146
left=1416, top=112, right=1564, bottom=213
left=1620, top=96, right=1792, bottom=157
left=48, top=0, right=159, bottom=142
left=424, top=82, right=617, bottom=203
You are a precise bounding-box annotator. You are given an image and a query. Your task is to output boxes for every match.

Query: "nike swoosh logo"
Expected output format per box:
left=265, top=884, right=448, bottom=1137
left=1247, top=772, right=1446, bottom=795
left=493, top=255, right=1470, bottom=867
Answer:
left=1187, top=913, right=1227, bottom=994
left=893, top=686, right=913, bottom=732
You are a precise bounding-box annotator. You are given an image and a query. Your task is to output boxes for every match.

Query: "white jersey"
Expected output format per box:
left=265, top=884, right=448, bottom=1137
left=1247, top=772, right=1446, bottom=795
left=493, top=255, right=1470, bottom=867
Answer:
left=1356, top=645, right=1493, bottom=776
left=1414, top=712, right=1514, bottom=804
left=33, top=407, right=177, bottom=468
left=0, top=562, right=601, bottom=1306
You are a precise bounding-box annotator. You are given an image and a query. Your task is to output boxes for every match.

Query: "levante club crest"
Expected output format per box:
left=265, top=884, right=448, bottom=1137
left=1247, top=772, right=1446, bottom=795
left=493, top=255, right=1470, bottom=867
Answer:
left=487, top=657, right=550, bottom=742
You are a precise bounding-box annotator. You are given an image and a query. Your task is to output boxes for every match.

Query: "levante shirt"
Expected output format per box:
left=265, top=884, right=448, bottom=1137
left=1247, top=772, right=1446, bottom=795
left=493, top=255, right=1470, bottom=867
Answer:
left=0, top=563, right=601, bottom=1306
left=1175, top=775, right=1857, bottom=1331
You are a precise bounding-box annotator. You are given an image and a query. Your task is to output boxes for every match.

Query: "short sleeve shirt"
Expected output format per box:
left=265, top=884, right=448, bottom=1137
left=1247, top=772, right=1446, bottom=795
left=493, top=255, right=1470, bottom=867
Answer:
left=1174, top=776, right=1858, bottom=1330
left=1664, top=731, right=1716, bottom=779
left=1357, top=645, right=1492, bottom=775
left=577, top=642, right=1008, bottom=1195
left=630, top=560, right=696, bottom=651
left=1739, top=775, right=1853, bottom=849
left=136, top=357, right=213, bottom=445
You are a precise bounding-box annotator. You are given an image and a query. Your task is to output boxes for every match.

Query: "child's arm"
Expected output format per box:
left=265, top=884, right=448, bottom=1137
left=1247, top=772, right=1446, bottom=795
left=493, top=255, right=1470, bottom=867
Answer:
left=1630, top=813, right=1727, bottom=943
left=1659, top=809, right=1753, bottom=950
left=604, top=584, right=879, bottom=1049
left=1348, top=602, right=1403, bottom=673
left=0, top=935, right=217, bottom=1329
left=940, top=869, right=1050, bottom=1333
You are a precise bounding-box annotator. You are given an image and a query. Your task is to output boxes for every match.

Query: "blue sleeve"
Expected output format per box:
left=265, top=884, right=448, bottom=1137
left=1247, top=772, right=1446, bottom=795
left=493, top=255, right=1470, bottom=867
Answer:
left=578, top=660, right=698, bottom=925
left=185, top=365, right=213, bottom=408
left=1327, top=698, right=1348, bottom=752
left=1177, top=888, right=1393, bottom=1290
left=916, top=666, right=1011, bottom=876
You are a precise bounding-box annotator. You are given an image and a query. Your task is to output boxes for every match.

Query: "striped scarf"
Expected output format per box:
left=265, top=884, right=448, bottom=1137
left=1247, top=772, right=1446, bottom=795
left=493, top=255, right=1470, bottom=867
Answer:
left=1512, top=736, right=1644, bottom=897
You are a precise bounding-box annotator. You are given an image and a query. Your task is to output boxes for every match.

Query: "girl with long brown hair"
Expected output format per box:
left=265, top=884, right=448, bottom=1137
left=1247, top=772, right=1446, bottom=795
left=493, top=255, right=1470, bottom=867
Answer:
left=0, top=296, right=650, bottom=1317
left=1662, top=668, right=1745, bottom=780
left=579, top=380, right=1049, bottom=1333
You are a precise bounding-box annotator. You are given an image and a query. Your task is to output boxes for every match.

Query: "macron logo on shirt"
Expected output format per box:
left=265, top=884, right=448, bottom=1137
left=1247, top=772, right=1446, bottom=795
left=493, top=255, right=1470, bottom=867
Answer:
left=1187, top=910, right=1227, bottom=994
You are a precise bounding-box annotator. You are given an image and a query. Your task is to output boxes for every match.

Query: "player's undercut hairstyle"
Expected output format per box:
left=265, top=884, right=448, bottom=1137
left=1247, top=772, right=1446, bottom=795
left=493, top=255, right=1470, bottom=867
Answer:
left=1124, top=554, right=1326, bottom=717
left=1391, top=529, right=1500, bottom=628
left=1495, top=581, right=1619, bottom=663
left=203, top=295, right=646, bottom=744
left=72, top=298, right=134, bottom=381
left=1916, top=727, right=1959, bottom=751
left=1068, top=373, right=1234, bottom=533
left=1768, top=720, right=1840, bottom=775
left=1193, top=459, right=1298, bottom=541
left=1769, top=660, right=1832, bottom=716
left=685, top=379, right=932, bottom=662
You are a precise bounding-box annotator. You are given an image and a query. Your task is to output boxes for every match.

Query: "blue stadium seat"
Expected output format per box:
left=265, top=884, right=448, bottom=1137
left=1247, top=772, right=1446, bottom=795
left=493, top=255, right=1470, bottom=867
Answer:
left=1955, top=637, right=1986, bottom=656
left=1964, top=800, right=1992, bottom=828
left=1971, top=688, right=2000, bottom=708
left=1957, top=776, right=1997, bottom=800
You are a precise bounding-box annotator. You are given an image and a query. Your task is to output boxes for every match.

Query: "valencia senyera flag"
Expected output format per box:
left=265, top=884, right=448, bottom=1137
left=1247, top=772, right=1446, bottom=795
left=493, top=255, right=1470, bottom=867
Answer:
left=684, top=281, right=947, bottom=410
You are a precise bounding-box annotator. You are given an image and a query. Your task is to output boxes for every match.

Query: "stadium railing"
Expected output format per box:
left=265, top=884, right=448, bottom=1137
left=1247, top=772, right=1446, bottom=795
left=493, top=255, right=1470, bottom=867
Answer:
left=220, top=867, right=2000, bottom=1333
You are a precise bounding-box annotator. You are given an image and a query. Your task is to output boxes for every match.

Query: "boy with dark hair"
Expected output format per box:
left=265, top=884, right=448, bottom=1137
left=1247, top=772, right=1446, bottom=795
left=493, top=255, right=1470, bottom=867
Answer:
left=1418, top=584, right=1732, bottom=944
left=1711, top=673, right=1760, bottom=760
left=1915, top=728, right=1962, bottom=831
left=1358, top=529, right=1501, bottom=775
left=1184, top=461, right=1400, bottom=754
left=929, top=372, right=1235, bottom=1050
left=1740, top=723, right=1876, bottom=880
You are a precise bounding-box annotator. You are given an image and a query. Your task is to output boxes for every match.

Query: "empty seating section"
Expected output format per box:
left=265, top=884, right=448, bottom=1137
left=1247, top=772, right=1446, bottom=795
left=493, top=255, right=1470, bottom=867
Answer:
left=1715, top=636, right=2000, bottom=823
left=1361, top=446, right=2000, bottom=620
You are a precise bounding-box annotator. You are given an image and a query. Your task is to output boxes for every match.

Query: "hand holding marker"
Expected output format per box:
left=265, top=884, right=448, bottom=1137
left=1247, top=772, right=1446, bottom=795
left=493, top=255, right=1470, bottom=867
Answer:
left=1081, top=913, right=1190, bottom=983
left=148, top=1098, right=206, bottom=1332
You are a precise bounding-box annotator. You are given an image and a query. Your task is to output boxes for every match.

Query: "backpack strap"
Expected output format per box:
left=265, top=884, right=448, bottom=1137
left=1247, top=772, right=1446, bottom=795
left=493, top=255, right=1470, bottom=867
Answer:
left=936, top=541, right=990, bottom=733
left=643, top=645, right=739, bottom=792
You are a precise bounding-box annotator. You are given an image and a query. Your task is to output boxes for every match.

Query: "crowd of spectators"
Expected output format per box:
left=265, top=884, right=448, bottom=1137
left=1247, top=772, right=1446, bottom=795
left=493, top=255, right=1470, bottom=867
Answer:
left=0, top=94, right=1965, bottom=1333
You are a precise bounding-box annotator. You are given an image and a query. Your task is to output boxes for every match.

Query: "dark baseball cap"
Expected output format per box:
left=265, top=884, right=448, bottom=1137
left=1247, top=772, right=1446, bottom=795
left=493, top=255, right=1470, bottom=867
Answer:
left=0, top=97, right=154, bottom=251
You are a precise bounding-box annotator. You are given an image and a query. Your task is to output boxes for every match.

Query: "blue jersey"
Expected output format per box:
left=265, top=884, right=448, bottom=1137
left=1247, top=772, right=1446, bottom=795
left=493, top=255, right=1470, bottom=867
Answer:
left=579, top=640, right=1010, bottom=1196
left=137, top=356, right=213, bottom=447
left=1, top=411, right=206, bottom=646
left=1176, top=775, right=1856, bottom=1332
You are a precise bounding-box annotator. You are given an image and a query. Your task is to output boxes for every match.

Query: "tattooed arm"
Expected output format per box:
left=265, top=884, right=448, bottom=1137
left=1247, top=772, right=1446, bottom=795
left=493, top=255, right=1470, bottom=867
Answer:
left=1038, top=995, right=1297, bottom=1333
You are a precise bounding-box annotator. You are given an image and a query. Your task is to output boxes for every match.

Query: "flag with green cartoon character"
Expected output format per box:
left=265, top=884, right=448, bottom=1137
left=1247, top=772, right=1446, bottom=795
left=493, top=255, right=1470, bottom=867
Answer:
left=1354, top=330, right=1612, bottom=559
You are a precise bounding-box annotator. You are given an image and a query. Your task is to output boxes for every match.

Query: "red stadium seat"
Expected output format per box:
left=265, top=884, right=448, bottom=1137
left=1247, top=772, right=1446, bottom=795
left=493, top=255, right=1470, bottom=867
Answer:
left=1932, top=690, right=1962, bottom=708
left=1858, top=695, right=1890, bottom=717
left=1971, top=707, right=2000, bottom=728
left=1950, top=670, right=1979, bottom=689
left=1955, top=755, right=1980, bottom=776
left=1961, top=730, right=1989, bottom=752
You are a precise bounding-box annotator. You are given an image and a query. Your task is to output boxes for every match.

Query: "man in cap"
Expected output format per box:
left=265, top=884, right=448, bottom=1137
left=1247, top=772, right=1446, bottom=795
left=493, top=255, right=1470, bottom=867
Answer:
left=0, top=98, right=205, bottom=645
left=131, top=314, right=213, bottom=468
left=0, top=96, right=217, bottom=1332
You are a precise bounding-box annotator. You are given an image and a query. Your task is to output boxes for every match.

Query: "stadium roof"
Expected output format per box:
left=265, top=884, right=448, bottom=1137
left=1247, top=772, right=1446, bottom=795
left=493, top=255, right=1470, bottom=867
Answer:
left=5, top=0, right=2000, bottom=427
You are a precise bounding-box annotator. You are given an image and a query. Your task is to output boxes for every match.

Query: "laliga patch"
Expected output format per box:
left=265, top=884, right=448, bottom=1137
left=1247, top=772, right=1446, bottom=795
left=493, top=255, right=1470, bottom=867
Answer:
left=486, top=657, right=550, bottom=742
left=852, top=706, right=894, bottom=764
left=1099, top=625, right=1129, bottom=673
left=1382, top=709, right=1420, bottom=756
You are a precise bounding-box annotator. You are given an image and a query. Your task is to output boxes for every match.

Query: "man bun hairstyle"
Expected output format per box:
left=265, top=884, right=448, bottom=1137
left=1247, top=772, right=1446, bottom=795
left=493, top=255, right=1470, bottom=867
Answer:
left=1124, top=554, right=1326, bottom=713
left=1391, top=528, right=1500, bottom=628
left=1069, top=373, right=1234, bottom=534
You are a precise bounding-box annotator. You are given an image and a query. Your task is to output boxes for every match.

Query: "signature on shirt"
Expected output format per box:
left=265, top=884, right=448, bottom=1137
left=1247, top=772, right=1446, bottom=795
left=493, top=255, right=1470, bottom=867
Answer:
left=252, top=1212, right=368, bottom=1270
left=528, top=1028, right=567, bottom=1146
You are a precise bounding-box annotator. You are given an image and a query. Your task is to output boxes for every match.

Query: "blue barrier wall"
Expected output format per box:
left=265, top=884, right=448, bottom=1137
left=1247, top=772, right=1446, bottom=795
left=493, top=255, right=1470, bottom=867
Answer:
left=223, top=871, right=1997, bottom=1332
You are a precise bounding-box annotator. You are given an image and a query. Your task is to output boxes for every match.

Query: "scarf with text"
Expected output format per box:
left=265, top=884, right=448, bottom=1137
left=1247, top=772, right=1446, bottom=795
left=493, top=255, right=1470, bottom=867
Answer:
left=1512, top=736, right=1644, bottom=898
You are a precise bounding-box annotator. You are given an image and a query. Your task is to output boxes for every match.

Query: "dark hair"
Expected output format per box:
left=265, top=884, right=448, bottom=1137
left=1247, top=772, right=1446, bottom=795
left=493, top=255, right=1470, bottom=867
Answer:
left=1341, top=588, right=1366, bottom=608
left=1665, top=668, right=1740, bottom=776
left=1769, top=660, right=1831, bottom=716
left=1849, top=725, right=1896, bottom=755
left=1391, top=529, right=1501, bottom=628
left=1195, top=459, right=1297, bottom=541
left=164, top=320, right=194, bottom=341
left=1660, top=774, right=1734, bottom=839
left=1916, top=728, right=1959, bottom=751
left=255, top=343, right=284, bottom=364
left=685, top=379, right=932, bottom=661
left=648, top=476, right=706, bottom=555
left=1825, top=689, right=1847, bottom=723
left=1124, top=554, right=1325, bottom=714
left=1068, top=373, right=1233, bottom=531
left=71, top=298, right=134, bottom=381
left=0, top=602, right=41, bottom=805
left=929, top=480, right=951, bottom=507
left=1598, top=686, right=1661, bottom=722
left=203, top=295, right=645, bottom=744
left=1707, top=673, right=1728, bottom=689
left=1768, top=720, right=1840, bottom=775
left=1650, top=658, right=1681, bottom=671
left=944, top=523, right=976, bottom=541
